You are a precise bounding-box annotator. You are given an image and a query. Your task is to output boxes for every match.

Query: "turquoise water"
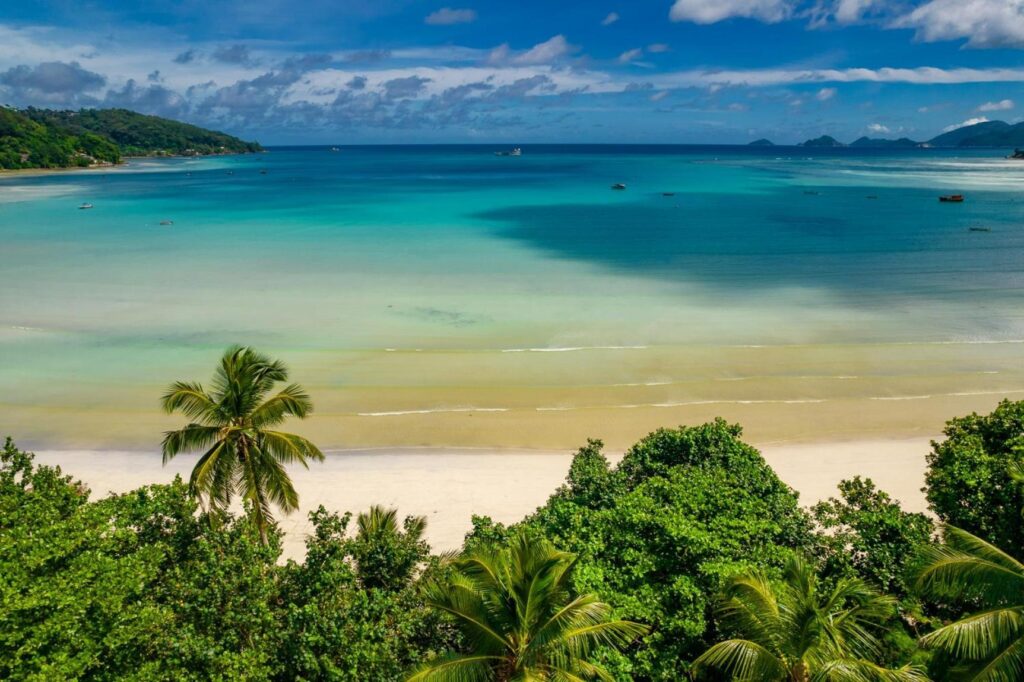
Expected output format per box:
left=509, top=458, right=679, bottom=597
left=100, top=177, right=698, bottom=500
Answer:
left=3, top=146, right=1024, bottom=449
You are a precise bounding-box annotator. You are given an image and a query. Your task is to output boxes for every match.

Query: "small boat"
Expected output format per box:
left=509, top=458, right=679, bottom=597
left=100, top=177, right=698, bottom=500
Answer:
left=78, top=203, right=93, bottom=210
left=866, top=195, right=878, bottom=199
left=259, top=169, right=268, bottom=175
left=939, top=194, right=964, bottom=202
left=662, top=192, right=675, bottom=197
left=160, top=220, right=174, bottom=226
left=803, top=190, right=820, bottom=196
left=227, top=171, right=234, bottom=175
left=330, top=147, right=341, bottom=152
left=969, top=227, right=991, bottom=232
left=494, top=147, right=522, bottom=157
left=611, top=183, right=626, bottom=190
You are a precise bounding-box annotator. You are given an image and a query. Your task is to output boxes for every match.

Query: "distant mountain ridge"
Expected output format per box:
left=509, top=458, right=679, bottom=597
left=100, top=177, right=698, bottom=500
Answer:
left=0, top=107, right=261, bottom=170
left=796, top=120, right=1024, bottom=149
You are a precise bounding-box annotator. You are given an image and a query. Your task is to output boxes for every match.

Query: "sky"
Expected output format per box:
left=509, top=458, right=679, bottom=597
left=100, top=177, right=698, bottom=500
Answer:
left=3, top=1, right=1024, bottom=144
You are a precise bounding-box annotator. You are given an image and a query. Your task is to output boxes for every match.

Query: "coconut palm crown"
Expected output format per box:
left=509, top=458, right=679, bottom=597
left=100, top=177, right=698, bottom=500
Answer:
left=407, top=532, right=648, bottom=681
left=916, top=525, right=1024, bottom=681
left=694, top=554, right=924, bottom=681
left=160, top=345, right=323, bottom=544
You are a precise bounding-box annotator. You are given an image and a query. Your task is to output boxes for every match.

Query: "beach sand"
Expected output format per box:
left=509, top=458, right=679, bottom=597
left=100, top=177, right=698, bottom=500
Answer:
left=33, top=436, right=934, bottom=561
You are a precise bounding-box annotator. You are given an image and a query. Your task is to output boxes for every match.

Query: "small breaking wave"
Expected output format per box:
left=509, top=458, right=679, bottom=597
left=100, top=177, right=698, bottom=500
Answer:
left=501, top=345, right=648, bottom=353
left=358, top=407, right=509, bottom=417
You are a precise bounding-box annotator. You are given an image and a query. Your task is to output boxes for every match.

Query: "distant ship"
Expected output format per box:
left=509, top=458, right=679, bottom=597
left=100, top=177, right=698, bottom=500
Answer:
left=330, top=147, right=341, bottom=152
left=611, top=183, right=626, bottom=190
left=79, top=203, right=93, bottom=209
left=494, top=147, right=522, bottom=156
left=939, top=194, right=964, bottom=203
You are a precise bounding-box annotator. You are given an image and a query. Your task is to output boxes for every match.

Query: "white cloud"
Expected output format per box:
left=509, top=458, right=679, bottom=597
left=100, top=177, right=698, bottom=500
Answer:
left=618, top=48, right=644, bottom=64
left=866, top=122, right=890, bottom=133
left=424, top=7, right=478, bottom=25
left=647, top=43, right=671, bottom=53
left=892, top=0, right=1024, bottom=48
left=601, top=12, right=620, bottom=26
left=509, top=35, right=575, bottom=65
left=978, top=98, right=1014, bottom=111
left=834, top=0, right=880, bottom=23
left=650, top=65, right=1024, bottom=89
left=669, top=0, right=795, bottom=24
left=650, top=90, right=669, bottom=102
left=942, top=116, right=989, bottom=132
left=816, top=87, right=836, bottom=101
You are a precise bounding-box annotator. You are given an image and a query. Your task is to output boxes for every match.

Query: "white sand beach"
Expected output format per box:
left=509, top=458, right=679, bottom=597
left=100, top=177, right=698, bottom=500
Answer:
left=33, top=436, right=934, bottom=561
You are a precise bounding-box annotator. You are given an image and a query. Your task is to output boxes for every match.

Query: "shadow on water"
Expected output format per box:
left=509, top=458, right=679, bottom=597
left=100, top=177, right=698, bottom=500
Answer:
left=474, top=187, right=1024, bottom=298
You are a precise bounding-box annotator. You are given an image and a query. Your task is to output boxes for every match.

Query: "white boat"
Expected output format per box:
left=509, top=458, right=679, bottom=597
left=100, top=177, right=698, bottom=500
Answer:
left=494, top=147, right=522, bottom=157
left=79, top=203, right=93, bottom=210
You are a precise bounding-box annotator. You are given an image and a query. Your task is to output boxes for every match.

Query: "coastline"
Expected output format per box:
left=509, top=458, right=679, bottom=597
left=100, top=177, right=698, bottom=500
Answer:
left=32, top=436, right=934, bottom=560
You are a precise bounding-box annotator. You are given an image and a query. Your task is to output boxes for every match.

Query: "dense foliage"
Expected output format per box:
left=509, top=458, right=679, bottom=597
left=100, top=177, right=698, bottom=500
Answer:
left=0, top=106, right=120, bottom=169
left=0, top=106, right=260, bottom=170
left=694, top=554, right=924, bottom=680
left=410, top=532, right=648, bottom=681
left=0, top=437, right=446, bottom=681
left=925, top=399, right=1024, bottom=557
left=9, top=395, right=1024, bottom=680
left=468, top=422, right=815, bottom=679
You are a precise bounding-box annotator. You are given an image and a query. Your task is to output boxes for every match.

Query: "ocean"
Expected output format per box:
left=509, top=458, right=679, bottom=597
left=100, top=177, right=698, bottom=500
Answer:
left=3, top=145, right=1024, bottom=450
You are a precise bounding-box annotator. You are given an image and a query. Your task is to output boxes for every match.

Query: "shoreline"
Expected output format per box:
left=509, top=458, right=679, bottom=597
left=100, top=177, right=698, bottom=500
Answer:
left=32, top=436, right=935, bottom=560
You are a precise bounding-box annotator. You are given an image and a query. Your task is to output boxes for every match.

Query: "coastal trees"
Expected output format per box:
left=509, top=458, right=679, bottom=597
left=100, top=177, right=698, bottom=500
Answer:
left=925, top=399, right=1024, bottom=555
left=812, top=476, right=935, bottom=600
left=500, top=420, right=814, bottom=679
left=161, top=345, right=324, bottom=544
left=352, top=505, right=429, bottom=590
left=694, top=554, right=925, bottom=681
left=408, top=532, right=648, bottom=682
left=915, top=526, right=1024, bottom=681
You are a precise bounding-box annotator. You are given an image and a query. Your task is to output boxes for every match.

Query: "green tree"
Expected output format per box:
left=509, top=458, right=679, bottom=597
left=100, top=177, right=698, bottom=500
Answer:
left=275, top=506, right=451, bottom=681
left=488, top=421, right=814, bottom=679
left=925, top=400, right=1024, bottom=555
left=694, top=554, right=925, bottom=681
left=352, top=505, right=429, bottom=591
left=813, top=477, right=935, bottom=599
left=161, top=345, right=324, bottom=544
left=408, top=532, right=648, bottom=681
left=916, top=525, right=1024, bottom=681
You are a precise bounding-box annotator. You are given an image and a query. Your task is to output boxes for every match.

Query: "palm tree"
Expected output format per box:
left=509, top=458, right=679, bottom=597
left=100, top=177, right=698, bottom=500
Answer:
left=407, top=532, right=648, bottom=681
left=694, top=554, right=924, bottom=681
left=353, top=505, right=428, bottom=590
left=161, top=345, right=323, bottom=544
left=915, top=525, right=1024, bottom=681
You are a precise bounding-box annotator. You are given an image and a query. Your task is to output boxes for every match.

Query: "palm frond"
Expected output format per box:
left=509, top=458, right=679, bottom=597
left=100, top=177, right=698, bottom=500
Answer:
left=160, top=381, right=220, bottom=421
left=920, top=607, right=1024, bottom=662
left=250, top=383, right=314, bottom=427
left=161, top=424, right=221, bottom=463
left=693, top=638, right=788, bottom=681
left=405, top=653, right=502, bottom=682
left=261, top=430, right=324, bottom=466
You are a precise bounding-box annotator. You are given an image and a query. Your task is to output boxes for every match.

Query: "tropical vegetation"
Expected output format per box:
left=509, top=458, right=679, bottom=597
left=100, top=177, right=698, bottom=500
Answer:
left=0, top=105, right=260, bottom=169
left=409, top=532, right=648, bottom=681
left=161, top=345, right=324, bottom=544
left=5, top=347, right=1024, bottom=680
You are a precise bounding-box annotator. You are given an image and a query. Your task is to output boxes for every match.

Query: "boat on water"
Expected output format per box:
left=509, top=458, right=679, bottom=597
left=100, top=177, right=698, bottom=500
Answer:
left=78, top=203, right=93, bottom=210
left=969, top=227, right=991, bottom=232
left=662, top=192, right=675, bottom=197
left=611, top=183, right=626, bottom=190
left=330, top=147, right=341, bottom=152
left=939, top=194, right=964, bottom=202
left=259, top=169, right=268, bottom=174
left=494, top=147, right=522, bottom=156
left=160, top=220, right=174, bottom=226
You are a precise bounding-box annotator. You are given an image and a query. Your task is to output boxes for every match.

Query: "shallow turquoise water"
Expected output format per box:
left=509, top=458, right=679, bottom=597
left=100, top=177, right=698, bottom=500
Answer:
left=3, top=146, right=1024, bottom=448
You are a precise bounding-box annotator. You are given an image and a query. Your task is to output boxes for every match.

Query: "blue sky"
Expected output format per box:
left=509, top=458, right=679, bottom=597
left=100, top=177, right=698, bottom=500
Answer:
left=3, top=1, right=1024, bottom=143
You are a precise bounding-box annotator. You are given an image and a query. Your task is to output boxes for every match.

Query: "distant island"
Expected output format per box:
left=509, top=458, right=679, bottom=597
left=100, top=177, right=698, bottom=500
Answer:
left=798, top=119, right=1024, bottom=149
left=747, top=138, right=774, bottom=146
left=0, top=107, right=262, bottom=170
